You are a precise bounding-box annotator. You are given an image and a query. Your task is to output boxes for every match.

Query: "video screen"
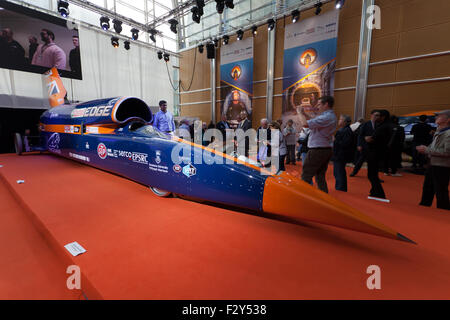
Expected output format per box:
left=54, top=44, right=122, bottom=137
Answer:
left=0, top=0, right=82, bottom=79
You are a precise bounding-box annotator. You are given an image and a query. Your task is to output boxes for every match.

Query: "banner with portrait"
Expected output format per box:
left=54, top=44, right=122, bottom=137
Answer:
left=220, top=37, right=253, bottom=128
left=282, top=10, right=339, bottom=127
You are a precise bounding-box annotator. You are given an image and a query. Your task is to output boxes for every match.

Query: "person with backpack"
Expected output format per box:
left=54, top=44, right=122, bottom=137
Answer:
left=333, top=115, right=355, bottom=192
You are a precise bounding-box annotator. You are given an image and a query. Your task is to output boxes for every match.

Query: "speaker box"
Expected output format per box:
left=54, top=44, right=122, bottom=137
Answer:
left=206, top=43, right=215, bottom=59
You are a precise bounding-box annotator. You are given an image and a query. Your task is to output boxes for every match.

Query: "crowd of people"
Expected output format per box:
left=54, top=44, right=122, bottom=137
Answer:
left=0, top=27, right=80, bottom=75
left=153, top=98, right=449, bottom=211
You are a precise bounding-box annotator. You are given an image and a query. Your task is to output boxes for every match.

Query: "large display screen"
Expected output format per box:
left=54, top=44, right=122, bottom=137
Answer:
left=0, top=0, right=82, bottom=79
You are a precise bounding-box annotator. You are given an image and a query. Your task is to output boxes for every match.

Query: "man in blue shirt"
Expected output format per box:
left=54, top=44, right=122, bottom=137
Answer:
left=153, top=100, right=175, bottom=134
left=298, top=96, right=337, bottom=193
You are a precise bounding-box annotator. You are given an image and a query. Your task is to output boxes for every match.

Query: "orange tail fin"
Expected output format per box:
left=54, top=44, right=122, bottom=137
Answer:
left=44, top=67, right=67, bottom=108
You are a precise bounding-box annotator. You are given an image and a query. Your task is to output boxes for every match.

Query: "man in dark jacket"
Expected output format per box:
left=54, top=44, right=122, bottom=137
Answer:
left=350, top=109, right=380, bottom=177
left=333, top=115, right=354, bottom=191
left=411, top=115, right=433, bottom=170
left=365, top=109, right=392, bottom=200
left=384, top=115, right=405, bottom=176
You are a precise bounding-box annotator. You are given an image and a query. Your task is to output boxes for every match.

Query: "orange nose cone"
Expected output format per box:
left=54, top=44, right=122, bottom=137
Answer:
left=262, top=172, right=415, bottom=243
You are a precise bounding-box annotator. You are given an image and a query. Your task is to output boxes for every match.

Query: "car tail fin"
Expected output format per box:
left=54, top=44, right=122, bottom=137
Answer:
left=44, top=67, right=67, bottom=108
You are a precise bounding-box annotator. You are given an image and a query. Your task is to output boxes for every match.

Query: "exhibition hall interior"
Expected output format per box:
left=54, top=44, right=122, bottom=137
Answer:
left=0, top=0, right=449, bottom=301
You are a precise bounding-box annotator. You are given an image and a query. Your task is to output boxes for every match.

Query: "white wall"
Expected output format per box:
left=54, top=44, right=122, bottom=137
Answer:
left=0, top=25, right=175, bottom=112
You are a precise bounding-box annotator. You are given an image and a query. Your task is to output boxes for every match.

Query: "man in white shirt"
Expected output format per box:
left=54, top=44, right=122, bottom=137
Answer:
left=153, top=100, right=175, bottom=134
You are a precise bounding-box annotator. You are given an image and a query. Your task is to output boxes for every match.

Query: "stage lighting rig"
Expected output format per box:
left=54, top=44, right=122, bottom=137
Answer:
left=163, top=53, right=170, bottom=62
left=57, top=1, right=69, bottom=18
left=216, top=0, right=225, bottom=14
left=335, top=0, right=345, bottom=9
left=113, top=19, right=123, bottom=33
left=100, top=16, right=110, bottom=31
left=267, top=18, right=275, bottom=31
left=292, top=9, right=300, bottom=23
left=315, top=2, right=323, bottom=15
left=252, top=25, right=258, bottom=36
left=111, top=36, right=119, bottom=48
left=236, top=29, right=243, bottom=41
left=213, top=38, right=219, bottom=47
left=198, top=44, right=204, bottom=53
left=149, top=29, right=157, bottom=43
left=225, top=0, right=234, bottom=9
left=131, top=28, right=139, bottom=40
left=157, top=51, right=163, bottom=60
left=191, top=6, right=201, bottom=24
left=169, top=19, right=178, bottom=34
left=222, top=35, right=229, bottom=45
left=124, top=40, right=130, bottom=50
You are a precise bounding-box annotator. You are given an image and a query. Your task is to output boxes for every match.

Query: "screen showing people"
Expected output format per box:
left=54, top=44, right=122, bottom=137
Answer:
left=0, top=1, right=82, bottom=79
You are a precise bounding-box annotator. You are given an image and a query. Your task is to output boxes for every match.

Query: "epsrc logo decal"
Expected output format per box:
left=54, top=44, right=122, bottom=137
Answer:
left=97, top=143, right=107, bottom=159
left=182, top=164, right=197, bottom=178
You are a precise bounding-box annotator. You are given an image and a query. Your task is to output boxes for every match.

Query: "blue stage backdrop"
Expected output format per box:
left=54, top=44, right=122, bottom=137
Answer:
left=220, top=37, right=253, bottom=128
left=282, top=10, right=339, bottom=127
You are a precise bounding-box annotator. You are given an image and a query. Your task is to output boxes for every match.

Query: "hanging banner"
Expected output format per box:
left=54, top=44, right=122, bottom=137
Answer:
left=282, top=10, right=339, bottom=126
left=220, top=37, right=253, bottom=128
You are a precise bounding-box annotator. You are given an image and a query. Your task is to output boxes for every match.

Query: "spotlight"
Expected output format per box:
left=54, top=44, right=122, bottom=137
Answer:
left=216, top=0, right=225, bottom=14
left=111, top=36, right=119, bottom=48
left=157, top=51, right=163, bottom=60
left=196, top=0, right=205, bottom=16
left=206, top=42, right=215, bottom=59
left=191, top=7, right=201, bottom=24
left=149, top=29, right=157, bottom=43
left=169, top=19, right=178, bottom=34
left=236, top=29, right=243, bottom=41
left=267, top=18, right=275, bottom=31
left=292, top=9, right=300, bottom=23
left=113, top=19, right=123, bottom=33
left=222, top=35, right=229, bottom=45
left=100, top=16, right=110, bottom=31
left=198, top=44, right=204, bottom=53
left=315, top=2, right=323, bottom=15
left=57, top=0, right=69, bottom=18
left=124, top=40, right=130, bottom=50
left=252, top=25, right=258, bottom=36
left=213, top=38, right=219, bottom=47
left=335, top=0, right=345, bottom=9
left=225, top=0, right=234, bottom=9
left=131, top=28, right=139, bottom=40
left=163, top=53, right=170, bottom=62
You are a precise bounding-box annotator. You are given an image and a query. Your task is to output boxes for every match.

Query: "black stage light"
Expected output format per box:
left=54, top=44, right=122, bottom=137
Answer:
left=100, top=16, right=110, bottom=31
left=236, top=29, right=243, bottom=41
left=216, top=0, right=225, bottom=14
left=335, top=0, right=345, bottom=9
left=149, top=29, right=157, bottom=43
left=206, top=42, right=215, bottom=59
left=252, top=25, right=258, bottom=36
left=157, top=51, right=163, bottom=60
left=113, top=19, right=123, bottom=33
left=191, top=7, right=201, bottom=24
left=111, top=36, right=119, bottom=48
left=222, top=35, right=229, bottom=45
left=198, top=44, right=204, bottom=53
left=124, top=40, right=130, bottom=50
left=292, top=9, right=300, bottom=23
left=131, top=28, right=139, bottom=40
left=196, top=0, right=205, bottom=16
left=57, top=0, right=69, bottom=18
left=225, top=0, right=234, bottom=9
left=267, top=18, right=275, bottom=31
left=169, top=19, right=178, bottom=34
left=213, top=38, right=219, bottom=47
left=315, top=2, right=323, bottom=15
left=163, top=53, right=170, bottom=62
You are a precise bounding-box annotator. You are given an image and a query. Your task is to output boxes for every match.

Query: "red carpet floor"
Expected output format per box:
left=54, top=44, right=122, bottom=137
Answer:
left=0, top=153, right=449, bottom=299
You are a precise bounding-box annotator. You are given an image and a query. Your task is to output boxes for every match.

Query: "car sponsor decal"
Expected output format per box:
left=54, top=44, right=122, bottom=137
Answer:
left=69, top=152, right=90, bottom=162
left=149, top=164, right=169, bottom=173
left=155, top=150, right=162, bottom=164
left=97, top=143, right=107, bottom=159
left=173, top=164, right=182, bottom=173
left=71, top=106, right=112, bottom=119
left=182, top=164, right=197, bottom=178
left=47, top=133, right=61, bottom=154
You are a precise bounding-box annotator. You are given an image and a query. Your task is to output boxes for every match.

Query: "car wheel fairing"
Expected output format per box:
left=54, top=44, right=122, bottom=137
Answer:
left=150, top=187, right=171, bottom=197
left=14, top=133, right=23, bottom=155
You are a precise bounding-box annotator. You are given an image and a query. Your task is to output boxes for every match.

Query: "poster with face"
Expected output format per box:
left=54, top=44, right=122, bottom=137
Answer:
left=220, top=38, right=253, bottom=128
left=282, top=10, right=339, bottom=129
